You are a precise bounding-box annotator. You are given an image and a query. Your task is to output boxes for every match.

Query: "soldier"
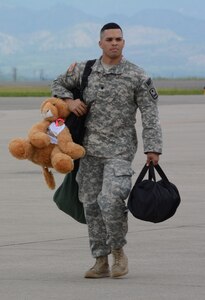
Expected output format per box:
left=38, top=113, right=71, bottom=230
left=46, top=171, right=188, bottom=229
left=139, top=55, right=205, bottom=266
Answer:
left=51, top=22, right=163, bottom=278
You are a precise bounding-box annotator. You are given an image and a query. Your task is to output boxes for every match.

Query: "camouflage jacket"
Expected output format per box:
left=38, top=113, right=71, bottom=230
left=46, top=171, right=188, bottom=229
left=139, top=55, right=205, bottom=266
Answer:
left=51, top=58, right=162, bottom=160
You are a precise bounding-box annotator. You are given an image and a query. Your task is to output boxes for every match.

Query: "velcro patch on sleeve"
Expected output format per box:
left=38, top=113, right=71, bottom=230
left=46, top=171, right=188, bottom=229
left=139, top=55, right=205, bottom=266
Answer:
left=145, top=77, right=158, bottom=100
left=145, top=77, right=152, bottom=87
left=149, top=87, right=158, bottom=100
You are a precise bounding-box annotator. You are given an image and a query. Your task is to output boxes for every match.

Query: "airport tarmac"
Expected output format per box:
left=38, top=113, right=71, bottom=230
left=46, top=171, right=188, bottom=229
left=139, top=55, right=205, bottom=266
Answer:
left=0, top=96, right=205, bottom=300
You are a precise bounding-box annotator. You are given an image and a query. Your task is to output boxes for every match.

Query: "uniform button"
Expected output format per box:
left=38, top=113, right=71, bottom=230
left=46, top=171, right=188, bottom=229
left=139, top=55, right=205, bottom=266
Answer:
left=100, top=86, right=104, bottom=90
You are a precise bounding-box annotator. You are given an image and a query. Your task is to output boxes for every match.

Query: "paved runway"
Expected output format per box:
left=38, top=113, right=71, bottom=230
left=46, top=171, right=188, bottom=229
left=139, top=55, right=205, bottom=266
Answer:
left=0, top=96, right=205, bottom=300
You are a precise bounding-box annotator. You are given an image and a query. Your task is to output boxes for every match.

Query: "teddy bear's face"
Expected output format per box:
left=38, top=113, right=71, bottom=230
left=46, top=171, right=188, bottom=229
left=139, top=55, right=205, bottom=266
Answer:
left=41, top=98, right=71, bottom=121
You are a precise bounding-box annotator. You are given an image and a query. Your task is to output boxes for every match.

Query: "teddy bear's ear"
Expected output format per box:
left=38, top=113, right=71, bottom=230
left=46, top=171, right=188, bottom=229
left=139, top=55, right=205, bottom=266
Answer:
left=40, top=100, right=48, bottom=110
left=40, top=98, right=56, bottom=111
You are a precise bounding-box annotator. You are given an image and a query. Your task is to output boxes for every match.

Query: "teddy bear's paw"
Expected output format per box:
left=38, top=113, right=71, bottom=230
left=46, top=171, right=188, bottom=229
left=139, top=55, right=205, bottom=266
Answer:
left=8, top=138, right=33, bottom=159
left=52, top=153, right=74, bottom=173
left=30, top=132, right=50, bottom=148
left=64, top=143, right=86, bottom=160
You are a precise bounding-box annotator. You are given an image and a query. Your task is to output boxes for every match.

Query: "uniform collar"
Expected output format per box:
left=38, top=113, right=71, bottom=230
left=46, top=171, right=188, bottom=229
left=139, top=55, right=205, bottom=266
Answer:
left=92, top=57, right=126, bottom=75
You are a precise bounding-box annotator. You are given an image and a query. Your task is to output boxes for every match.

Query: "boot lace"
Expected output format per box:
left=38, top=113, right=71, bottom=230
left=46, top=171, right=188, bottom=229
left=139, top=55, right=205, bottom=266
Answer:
left=113, top=249, right=123, bottom=265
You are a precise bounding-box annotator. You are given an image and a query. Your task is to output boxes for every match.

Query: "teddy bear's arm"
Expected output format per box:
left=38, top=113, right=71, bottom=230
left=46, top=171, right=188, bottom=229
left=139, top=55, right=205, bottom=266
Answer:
left=28, top=120, right=51, bottom=148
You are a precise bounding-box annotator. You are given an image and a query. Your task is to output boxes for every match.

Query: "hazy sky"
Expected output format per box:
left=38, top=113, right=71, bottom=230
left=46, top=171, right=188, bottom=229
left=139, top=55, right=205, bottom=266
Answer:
left=3, top=0, right=205, bottom=20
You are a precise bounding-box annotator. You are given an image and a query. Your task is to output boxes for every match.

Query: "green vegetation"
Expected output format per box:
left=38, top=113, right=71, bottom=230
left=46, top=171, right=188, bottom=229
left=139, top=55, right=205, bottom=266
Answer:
left=0, top=84, right=204, bottom=96
left=158, top=89, right=203, bottom=95
left=0, top=85, right=51, bottom=97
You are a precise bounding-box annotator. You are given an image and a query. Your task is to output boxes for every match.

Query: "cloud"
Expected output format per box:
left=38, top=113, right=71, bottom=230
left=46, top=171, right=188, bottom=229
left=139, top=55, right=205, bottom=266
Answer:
left=64, top=23, right=99, bottom=48
left=70, top=28, right=94, bottom=48
left=188, top=54, right=205, bottom=66
left=26, top=23, right=96, bottom=51
left=124, top=26, right=183, bottom=46
left=0, top=33, right=22, bottom=55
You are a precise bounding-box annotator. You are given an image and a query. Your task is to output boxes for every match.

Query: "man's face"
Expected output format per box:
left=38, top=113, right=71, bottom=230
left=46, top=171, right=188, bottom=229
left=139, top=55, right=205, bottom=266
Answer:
left=99, top=29, right=125, bottom=60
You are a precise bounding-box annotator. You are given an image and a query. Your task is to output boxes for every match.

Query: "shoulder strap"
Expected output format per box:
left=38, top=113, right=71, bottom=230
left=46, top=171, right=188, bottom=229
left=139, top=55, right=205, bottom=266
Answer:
left=80, top=59, right=96, bottom=99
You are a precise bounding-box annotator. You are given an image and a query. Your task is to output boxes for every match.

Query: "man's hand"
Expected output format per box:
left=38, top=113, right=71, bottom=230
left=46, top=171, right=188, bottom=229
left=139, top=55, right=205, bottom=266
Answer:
left=146, top=152, right=160, bottom=166
left=65, top=98, right=87, bottom=117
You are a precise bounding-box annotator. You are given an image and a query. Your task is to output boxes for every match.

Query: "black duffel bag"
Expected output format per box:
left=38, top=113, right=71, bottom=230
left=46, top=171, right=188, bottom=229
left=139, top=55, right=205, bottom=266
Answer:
left=127, top=163, right=181, bottom=223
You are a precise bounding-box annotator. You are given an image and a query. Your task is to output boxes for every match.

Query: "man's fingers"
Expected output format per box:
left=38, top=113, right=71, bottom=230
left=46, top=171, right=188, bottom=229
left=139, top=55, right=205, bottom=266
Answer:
left=67, top=99, right=87, bottom=116
left=146, top=153, right=160, bottom=166
left=73, top=103, right=87, bottom=116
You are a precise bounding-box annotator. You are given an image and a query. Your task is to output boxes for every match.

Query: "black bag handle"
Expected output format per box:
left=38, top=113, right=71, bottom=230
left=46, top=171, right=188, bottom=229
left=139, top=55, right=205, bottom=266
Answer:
left=136, top=162, right=169, bottom=184
left=149, top=163, right=156, bottom=181
left=136, top=163, right=152, bottom=184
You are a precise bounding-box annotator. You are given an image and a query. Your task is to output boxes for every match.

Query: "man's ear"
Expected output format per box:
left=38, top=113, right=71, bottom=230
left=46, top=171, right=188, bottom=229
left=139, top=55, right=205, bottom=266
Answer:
left=99, top=40, right=102, bottom=49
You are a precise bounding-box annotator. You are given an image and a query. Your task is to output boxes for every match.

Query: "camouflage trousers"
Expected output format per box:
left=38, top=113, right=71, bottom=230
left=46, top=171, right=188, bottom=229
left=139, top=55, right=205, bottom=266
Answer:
left=76, top=155, right=133, bottom=258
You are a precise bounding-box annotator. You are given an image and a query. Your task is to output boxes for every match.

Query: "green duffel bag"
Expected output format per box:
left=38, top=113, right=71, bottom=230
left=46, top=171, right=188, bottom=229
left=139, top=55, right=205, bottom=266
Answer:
left=53, top=60, right=96, bottom=225
left=53, top=160, right=86, bottom=224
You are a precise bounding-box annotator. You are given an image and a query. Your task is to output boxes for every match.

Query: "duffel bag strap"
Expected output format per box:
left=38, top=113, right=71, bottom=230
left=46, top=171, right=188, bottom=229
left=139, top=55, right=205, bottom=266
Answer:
left=136, top=162, right=156, bottom=184
left=136, top=162, right=170, bottom=184
left=154, top=164, right=170, bottom=183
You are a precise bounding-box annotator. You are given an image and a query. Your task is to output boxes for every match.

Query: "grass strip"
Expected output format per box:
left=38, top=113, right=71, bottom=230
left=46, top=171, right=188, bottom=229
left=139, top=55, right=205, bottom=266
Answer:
left=0, top=86, right=204, bottom=96
left=158, top=89, right=203, bottom=95
left=0, top=86, right=51, bottom=97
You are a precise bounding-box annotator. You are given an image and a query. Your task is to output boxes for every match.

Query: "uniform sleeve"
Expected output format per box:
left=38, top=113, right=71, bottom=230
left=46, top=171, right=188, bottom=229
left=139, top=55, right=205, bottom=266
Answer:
left=136, top=76, right=163, bottom=154
left=51, top=64, right=81, bottom=99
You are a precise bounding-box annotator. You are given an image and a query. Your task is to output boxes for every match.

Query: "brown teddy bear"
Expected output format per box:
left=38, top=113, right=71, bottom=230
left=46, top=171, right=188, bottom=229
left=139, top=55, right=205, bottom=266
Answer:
left=8, top=97, right=85, bottom=189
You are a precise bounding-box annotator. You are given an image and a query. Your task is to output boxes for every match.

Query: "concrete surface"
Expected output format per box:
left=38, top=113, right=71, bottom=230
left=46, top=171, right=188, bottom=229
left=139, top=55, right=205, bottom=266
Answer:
left=0, top=96, right=205, bottom=300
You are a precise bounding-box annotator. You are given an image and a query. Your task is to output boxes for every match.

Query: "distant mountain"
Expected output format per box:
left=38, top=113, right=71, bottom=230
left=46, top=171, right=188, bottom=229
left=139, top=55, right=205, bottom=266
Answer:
left=0, top=4, right=205, bottom=80
left=128, top=9, right=205, bottom=42
left=0, top=4, right=100, bottom=34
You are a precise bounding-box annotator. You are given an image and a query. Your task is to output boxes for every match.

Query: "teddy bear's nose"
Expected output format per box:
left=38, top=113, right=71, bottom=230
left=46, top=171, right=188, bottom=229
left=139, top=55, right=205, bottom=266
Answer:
left=42, top=109, right=54, bottom=118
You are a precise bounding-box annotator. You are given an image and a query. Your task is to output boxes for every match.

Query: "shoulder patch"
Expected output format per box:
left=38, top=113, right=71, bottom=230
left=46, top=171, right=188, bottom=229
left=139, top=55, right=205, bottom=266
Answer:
left=144, top=77, right=158, bottom=100
left=67, top=62, right=77, bottom=73
left=149, top=87, right=158, bottom=100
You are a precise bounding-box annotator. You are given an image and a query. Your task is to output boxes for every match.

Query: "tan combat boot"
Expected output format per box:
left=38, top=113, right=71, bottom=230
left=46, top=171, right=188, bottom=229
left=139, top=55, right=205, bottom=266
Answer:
left=84, top=256, right=110, bottom=278
left=111, top=248, right=128, bottom=278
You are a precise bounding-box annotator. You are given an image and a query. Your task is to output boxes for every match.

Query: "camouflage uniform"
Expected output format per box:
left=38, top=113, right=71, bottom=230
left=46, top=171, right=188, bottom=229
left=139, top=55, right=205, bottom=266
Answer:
left=51, top=58, right=162, bottom=258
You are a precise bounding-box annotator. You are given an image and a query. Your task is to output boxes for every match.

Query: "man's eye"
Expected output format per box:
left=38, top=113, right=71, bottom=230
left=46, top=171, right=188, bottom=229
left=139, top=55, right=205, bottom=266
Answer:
left=106, top=38, right=123, bottom=42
